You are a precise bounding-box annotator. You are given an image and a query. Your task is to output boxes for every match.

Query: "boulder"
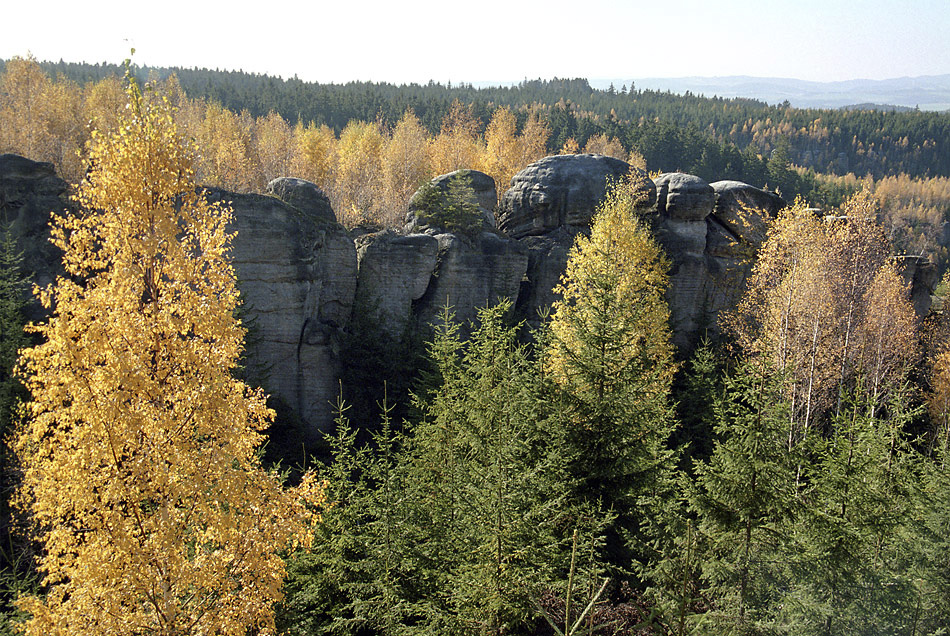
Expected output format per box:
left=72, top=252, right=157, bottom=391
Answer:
left=646, top=178, right=782, bottom=349
left=654, top=172, right=715, bottom=221
left=206, top=188, right=357, bottom=442
left=709, top=180, right=785, bottom=256
left=413, top=231, right=528, bottom=329
left=0, top=154, right=69, bottom=319
left=266, top=177, right=336, bottom=224
left=354, top=230, right=439, bottom=336
left=406, top=169, right=497, bottom=233
left=498, top=154, right=654, bottom=239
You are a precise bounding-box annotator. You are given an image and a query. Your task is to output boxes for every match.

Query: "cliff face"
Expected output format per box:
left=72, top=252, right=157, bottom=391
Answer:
left=0, top=153, right=936, bottom=438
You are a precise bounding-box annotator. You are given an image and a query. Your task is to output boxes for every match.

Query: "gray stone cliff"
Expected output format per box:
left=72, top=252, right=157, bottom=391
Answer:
left=0, top=154, right=937, bottom=437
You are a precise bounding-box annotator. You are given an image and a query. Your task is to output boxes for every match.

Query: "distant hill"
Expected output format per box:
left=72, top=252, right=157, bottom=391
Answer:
left=592, top=75, right=950, bottom=111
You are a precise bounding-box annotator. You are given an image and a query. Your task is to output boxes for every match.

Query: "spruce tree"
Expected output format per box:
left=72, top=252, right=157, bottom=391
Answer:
left=689, top=357, right=799, bottom=634
left=546, top=175, right=677, bottom=571
left=780, top=390, right=923, bottom=635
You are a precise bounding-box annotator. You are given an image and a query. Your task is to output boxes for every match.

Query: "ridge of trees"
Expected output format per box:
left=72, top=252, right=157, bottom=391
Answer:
left=4, top=57, right=950, bottom=270
left=9, top=57, right=949, bottom=182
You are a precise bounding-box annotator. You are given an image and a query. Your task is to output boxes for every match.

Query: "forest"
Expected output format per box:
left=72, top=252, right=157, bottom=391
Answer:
left=0, top=56, right=950, bottom=635
left=2, top=56, right=949, bottom=269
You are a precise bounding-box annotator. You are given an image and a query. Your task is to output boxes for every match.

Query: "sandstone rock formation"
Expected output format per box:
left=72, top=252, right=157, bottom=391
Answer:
left=353, top=230, right=439, bottom=337
left=895, top=255, right=939, bottom=319
left=2, top=154, right=939, bottom=438
left=412, top=230, right=527, bottom=329
left=498, top=154, right=655, bottom=238
left=266, top=177, right=337, bottom=224
left=650, top=173, right=787, bottom=347
left=206, top=187, right=357, bottom=444
left=654, top=172, right=716, bottom=221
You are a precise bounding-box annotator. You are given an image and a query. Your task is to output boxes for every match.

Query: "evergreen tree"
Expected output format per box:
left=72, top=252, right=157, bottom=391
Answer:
left=281, top=303, right=605, bottom=635
left=546, top=174, right=677, bottom=571
left=410, top=302, right=597, bottom=634
left=0, top=224, right=32, bottom=635
left=779, top=390, right=923, bottom=635
left=689, top=358, right=799, bottom=634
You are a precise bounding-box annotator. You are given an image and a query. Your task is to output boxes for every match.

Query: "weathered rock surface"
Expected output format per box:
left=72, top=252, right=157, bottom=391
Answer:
left=707, top=180, right=785, bottom=258
left=354, top=230, right=439, bottom=336
left=0, top=154, right=69, bottom=318
left=266, top=177, right=337, bottom=224
left=649, top=177, right=784, bottom=348
left=413, top=231, right=528, bottom=329
left=406, top=169, right=497, bottom=233
left=654, top=172, right=716, bottom=221
left=206, top=188, right=357, bottom=444
left=498, top=154, right=655, bottom=239
left=516, top=227, right=577, bottom=327
left=2, top=153, right=940, bottom=437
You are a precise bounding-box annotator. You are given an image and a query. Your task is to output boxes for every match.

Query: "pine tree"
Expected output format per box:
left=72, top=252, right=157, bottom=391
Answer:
left=13, top=74, right=322, bottom=635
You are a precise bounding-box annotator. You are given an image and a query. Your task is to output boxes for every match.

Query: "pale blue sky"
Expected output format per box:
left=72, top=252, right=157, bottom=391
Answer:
left=4, top=0, right=949, bottom=84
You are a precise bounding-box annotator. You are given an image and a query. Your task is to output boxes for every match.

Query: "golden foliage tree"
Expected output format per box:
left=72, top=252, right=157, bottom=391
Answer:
left=333, top=120, right=386, bottom=225
left=429, top=99, right=481, bottom=176
left=291, top=121, right=337, bottom=192
left=14, top=77, right=321, bottom=635
left=480, top=106, right=520, bottom=200
left=729, top=190, right=919, bottom=437
left=582, top=133, right=627, bottom=162
left=381, top=108, right=431, bottom=222
left=254, top=110, right=295, bottom=189
left=0, top=56, right=51, bottom=159
left=546, top=175, right=675, bottom=517
left=194, top=102, right=256, bottom=192
left=81, top=75, right=128, bottom=141
left=0, top=56, right=85, bottom=183
left=516, top=110, right=551, bottom=168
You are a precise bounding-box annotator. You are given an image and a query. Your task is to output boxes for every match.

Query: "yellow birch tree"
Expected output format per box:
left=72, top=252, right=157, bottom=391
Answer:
left=729, top=191, right=920, bottom=436
left=14, top=76, right=322, bottom=636
left=429, top=99, right=481, bottom=175
left=381, top=108, right=431, bottom=222
left=291, top=121, right=338, bottom=192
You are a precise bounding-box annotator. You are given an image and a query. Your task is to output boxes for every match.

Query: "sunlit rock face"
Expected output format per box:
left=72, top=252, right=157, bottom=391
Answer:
left=498, top=154, right=655, bottom=239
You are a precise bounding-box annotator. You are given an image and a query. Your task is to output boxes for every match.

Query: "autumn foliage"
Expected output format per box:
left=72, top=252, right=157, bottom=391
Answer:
left=728, top=189, right=919, bottom=434
left=13, top=75, right=323, bottom=635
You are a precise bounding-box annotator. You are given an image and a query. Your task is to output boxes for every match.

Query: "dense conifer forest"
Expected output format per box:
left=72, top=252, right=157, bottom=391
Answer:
left=2, top=57, right=950, bottom=634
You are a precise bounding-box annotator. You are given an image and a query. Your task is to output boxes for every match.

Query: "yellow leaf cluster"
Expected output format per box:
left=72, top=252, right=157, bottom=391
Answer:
left=547, top=175, right=674, bottom=423
left=14, top=77, right=324, bottom=636
left=729, top=189, right=919, bottom=435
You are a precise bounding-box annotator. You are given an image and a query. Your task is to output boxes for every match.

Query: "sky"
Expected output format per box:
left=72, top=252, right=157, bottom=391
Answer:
left=4, top=0, right=950, bottom=85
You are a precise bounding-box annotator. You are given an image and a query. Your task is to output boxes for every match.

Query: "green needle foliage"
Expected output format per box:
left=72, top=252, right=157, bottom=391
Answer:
left=546, top=175, right=677, bottom=573
left=689, top=358, right=799, bottom=635
left=281, top=302, right=608, bottom=635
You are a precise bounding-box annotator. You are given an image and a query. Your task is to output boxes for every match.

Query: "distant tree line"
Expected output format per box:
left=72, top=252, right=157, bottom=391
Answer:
left=13, top=58, right=949, bottom=182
